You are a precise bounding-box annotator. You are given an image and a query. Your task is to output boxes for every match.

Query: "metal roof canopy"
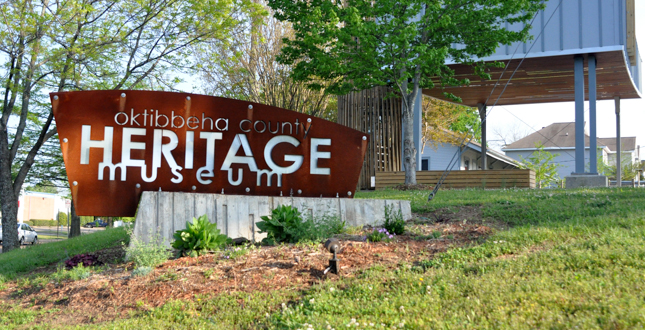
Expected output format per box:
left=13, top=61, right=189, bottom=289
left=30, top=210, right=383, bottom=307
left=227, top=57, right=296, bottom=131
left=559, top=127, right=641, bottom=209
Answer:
left=423, top=49, right=641, bottom=107
left=424, top=0, right=641, bottom=107
left=417, top=0, right=642, bottom=188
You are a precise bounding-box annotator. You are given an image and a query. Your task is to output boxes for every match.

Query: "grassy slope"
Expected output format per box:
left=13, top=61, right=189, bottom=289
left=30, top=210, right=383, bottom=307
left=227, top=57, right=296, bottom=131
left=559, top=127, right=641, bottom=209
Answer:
left=0, top=227, right=129, bottom=279
left=4, top=188, right=645, bottom=329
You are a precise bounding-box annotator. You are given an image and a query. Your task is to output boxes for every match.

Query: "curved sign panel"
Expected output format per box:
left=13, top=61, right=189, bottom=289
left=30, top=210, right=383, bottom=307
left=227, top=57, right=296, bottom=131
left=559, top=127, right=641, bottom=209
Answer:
left=51, top=91, right=368, bottom=217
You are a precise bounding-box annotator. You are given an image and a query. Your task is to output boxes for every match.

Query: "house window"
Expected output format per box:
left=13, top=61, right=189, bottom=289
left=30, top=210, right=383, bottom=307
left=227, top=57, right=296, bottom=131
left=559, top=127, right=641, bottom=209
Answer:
left=421, top=158, right=429, bottom=171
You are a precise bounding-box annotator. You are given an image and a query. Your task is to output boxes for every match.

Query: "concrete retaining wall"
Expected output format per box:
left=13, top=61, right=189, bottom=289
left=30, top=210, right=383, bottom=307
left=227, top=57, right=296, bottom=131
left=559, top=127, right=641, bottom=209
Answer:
left=133, top=192, right=412, bottom=246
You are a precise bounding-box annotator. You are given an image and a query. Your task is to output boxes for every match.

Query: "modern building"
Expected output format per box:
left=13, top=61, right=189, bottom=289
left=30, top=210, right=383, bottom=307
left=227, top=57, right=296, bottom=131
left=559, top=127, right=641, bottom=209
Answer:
left=420, top=0, right=641, bottom=187
left=340, top=0, right=641, bottom=188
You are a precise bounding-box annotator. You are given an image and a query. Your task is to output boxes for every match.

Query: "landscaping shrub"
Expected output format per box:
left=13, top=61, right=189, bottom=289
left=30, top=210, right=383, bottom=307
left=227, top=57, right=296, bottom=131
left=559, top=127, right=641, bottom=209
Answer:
left=125, top=233, right=171, bottom=269
left=51, top=265, right=91, bottom=282
left=25, top=219, right=58, bottom=227
left=257, top=205, right=346, bottom=245
left=172, top=214, right=230, bottom=257
left=64, top=253, right=102, bottom=269
left=383, top=205, right=405, bottom=235
left=57, top=212, right=68, bottom=226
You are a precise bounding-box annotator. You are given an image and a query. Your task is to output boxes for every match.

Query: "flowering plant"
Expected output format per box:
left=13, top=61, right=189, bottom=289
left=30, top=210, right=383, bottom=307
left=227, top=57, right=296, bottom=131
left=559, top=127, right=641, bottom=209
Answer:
left=366, top=228, right=395, bottom=242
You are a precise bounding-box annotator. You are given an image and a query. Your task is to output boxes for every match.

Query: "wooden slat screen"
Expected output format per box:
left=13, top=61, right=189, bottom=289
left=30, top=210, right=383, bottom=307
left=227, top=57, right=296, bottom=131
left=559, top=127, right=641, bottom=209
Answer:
left=375, top=169, right=536, bottom=189
left=338, top=87, right=402, bottom=190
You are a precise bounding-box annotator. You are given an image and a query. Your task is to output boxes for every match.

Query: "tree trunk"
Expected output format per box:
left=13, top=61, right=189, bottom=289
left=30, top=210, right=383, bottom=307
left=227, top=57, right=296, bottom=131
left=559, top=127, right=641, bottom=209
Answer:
left=402, top=93, right=417, bottom=185
left=0, top=185, right=20, bottom=253
left=69, top=201, right=81, bottom=238
left=0, top=119, right=20, bottom=252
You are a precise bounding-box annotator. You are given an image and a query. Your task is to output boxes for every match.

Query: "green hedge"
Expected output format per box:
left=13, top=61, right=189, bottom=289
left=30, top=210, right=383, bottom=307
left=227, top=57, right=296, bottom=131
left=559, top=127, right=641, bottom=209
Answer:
left=25, top=219, right=59, bottom=227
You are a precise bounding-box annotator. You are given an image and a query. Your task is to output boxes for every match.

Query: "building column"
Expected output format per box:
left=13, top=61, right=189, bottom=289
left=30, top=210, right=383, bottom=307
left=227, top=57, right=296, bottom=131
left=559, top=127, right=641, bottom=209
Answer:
left=413, top=92, right=423, bottom=170
left=589, top=55, right=598, bottom=174
left=574, top=55, right=585, bottom=174
left=478, top=103, right=487, bottom=170
left=615, top=96, right=622, bottom=186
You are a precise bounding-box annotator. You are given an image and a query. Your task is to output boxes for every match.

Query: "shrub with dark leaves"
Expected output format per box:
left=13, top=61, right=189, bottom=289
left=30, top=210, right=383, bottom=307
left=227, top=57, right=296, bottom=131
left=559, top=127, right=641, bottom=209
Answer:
left=65, top=253, right=103, bottom=269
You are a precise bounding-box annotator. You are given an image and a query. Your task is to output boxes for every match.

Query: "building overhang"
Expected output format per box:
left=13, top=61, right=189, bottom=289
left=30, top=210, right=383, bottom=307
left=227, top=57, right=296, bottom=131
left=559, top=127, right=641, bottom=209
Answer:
left=424, top=48, right=641, bottom=107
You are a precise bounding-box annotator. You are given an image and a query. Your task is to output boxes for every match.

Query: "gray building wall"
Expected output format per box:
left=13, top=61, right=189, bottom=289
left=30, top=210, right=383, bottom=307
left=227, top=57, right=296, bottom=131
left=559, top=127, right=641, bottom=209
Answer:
left=504, top=147, right=608, bottom=179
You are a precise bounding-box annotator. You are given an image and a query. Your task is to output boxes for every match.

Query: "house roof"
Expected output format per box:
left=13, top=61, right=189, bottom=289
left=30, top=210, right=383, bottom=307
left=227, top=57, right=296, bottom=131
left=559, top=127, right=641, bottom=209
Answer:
left=466, top=140, right=518, bottom=167
left=503, top=122, right=607, bottom=150
left=597, top=137, right=637, bottom=152
left=503, top=122, right=579, bottom=149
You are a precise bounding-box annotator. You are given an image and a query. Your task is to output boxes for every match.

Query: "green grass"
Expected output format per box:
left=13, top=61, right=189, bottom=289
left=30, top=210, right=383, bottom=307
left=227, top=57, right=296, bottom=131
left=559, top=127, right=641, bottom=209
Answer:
left=3, top=188, right=645, bottom=329
left=0, top=227, right=128, bottom=279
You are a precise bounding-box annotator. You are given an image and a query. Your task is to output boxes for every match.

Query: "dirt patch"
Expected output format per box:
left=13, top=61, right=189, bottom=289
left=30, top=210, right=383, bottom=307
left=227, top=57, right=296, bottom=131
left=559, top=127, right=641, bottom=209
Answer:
left=415, top=205, right=509, bottom=230
left=0, top=209, right=495, bottom=327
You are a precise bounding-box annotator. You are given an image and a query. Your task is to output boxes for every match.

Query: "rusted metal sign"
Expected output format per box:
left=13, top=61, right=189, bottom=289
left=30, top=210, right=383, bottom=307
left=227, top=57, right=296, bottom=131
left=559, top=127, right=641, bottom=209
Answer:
left=51, top=91, right=368, bottom=217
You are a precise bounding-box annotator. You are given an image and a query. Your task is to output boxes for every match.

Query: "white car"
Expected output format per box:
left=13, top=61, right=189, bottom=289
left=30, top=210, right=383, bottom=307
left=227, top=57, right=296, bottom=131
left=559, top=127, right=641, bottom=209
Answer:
left=0, top=223, right=38, bottom=245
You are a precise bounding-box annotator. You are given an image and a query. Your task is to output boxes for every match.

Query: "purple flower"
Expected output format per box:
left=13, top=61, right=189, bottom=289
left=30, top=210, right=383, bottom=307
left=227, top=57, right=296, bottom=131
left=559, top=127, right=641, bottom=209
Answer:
left=388, top=235, right=393, bottom=239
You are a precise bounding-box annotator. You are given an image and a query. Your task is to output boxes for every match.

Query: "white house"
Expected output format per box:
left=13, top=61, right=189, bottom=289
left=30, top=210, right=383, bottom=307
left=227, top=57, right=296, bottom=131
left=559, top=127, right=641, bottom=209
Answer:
left=421, top=139, right=518, bottom=171
left=502, top=122, right=639, bottom=180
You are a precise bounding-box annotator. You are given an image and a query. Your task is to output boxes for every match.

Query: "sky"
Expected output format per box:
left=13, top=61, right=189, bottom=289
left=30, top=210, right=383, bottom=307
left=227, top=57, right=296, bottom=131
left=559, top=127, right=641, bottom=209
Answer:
left=486, top=1, right=645, bottom=153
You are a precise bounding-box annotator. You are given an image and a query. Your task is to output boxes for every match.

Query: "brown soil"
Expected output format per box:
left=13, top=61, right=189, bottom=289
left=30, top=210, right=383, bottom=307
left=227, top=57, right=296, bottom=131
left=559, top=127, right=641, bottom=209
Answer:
left=0, top=208, right=497, bottom=327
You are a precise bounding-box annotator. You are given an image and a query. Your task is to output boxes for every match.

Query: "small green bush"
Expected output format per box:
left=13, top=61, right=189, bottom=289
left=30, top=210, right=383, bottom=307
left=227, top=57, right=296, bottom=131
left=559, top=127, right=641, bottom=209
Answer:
left=383, top=205, right=405, bottom=235
left=257, top=205, right=346, bottom=245
left=51, top=264, right=91, bottom=283
left=57, top=212, right=68, bottom=226
left=125, top=233, right=171, bottom=269
left=257, top=205, right=303, bottom=244
left=172, top=214, right=230, bottom=257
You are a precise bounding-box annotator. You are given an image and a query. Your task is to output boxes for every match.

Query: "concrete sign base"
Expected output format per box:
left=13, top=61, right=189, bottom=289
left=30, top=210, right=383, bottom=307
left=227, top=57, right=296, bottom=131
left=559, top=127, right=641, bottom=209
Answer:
left=565, top=175, right=608, bottom=189
left=133, top=192, right=412, bottom=246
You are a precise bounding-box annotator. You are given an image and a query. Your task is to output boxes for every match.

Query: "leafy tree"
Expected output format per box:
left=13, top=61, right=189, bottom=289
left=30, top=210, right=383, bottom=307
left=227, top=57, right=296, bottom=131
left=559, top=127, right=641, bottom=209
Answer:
left=197, top=0, right=336, bottom=120
left=421, top=97, right=480, bottom=152
left=515, top=143, right=562, bottom=189
left=267, top=0, right=544, bottom=184
left=24, top=180, right=58, bottom=194
left=1, top=0, right=263, bottom=252
left=599, top=154, right=642, bottom=181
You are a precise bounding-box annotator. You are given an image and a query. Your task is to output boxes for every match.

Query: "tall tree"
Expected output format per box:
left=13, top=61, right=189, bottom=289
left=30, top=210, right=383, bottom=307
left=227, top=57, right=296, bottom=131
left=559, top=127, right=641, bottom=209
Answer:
left=1, top=0, right=262, bottom=252
left=267, top=0, right=544, bottom=184
left=197, top=0, right=336, bottom=120
left=421, top=97, right=480, bottom=153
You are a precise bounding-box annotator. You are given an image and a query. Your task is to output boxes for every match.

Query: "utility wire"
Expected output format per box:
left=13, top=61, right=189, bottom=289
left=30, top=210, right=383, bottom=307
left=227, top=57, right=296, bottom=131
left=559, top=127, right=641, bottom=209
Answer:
left=428, top=0, right=563, bottom=201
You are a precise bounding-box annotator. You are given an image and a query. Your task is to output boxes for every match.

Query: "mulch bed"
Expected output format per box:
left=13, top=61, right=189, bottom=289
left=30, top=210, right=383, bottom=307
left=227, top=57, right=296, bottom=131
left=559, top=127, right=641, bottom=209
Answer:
left=0, top=208, right=496, bottom=326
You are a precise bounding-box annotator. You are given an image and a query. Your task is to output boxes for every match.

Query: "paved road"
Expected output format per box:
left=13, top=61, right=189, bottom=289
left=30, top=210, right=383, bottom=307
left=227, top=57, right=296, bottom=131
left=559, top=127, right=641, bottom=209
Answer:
left=0, top=226, right=105, bottom=251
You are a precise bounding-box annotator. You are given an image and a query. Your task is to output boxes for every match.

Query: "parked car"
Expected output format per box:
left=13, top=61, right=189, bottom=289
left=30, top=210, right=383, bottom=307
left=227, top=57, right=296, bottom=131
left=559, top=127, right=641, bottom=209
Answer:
left=0, top=223, right=38, bottom=245
left=84, top=219, right=108, bottom=228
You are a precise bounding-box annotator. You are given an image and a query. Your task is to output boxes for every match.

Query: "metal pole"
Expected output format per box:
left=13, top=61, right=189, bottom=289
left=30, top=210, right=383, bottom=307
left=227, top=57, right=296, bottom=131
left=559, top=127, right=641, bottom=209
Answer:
left=478, top=103, right=487, bottom=170
left=589, top=55, right=598, bottom=174
left=615, top=96, right=622, bottom=186
left=574, top=55, right=585, bottom=174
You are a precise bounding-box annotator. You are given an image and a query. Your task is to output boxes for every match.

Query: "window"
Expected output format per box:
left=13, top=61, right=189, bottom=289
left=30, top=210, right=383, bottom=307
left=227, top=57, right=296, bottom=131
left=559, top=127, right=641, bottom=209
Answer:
left=421, top=158, right=429, bottom=171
